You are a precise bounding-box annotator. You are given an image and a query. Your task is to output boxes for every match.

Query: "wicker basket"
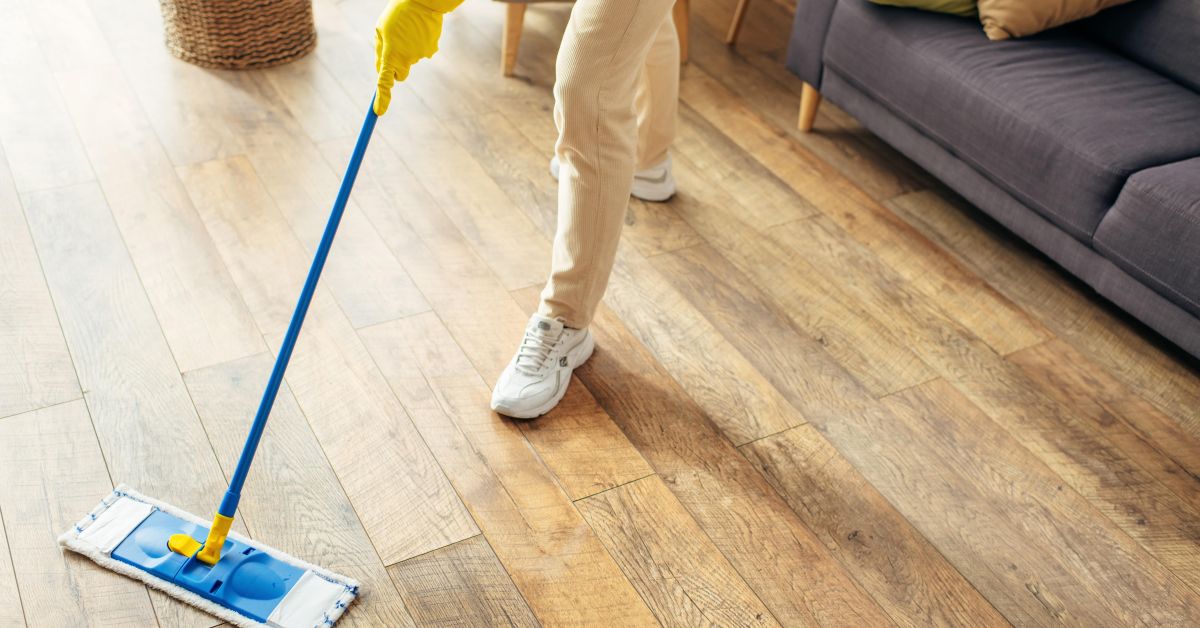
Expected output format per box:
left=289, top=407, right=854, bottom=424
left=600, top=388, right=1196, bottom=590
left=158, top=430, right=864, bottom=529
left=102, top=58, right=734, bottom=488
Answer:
left=159, top=0, right=317, bottom=70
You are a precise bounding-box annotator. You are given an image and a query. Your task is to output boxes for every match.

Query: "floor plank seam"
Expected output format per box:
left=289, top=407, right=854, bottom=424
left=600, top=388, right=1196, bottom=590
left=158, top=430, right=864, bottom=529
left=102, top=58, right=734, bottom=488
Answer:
left=0, top=505, right=30, bottom=628
left=381, top=533, right=485, bottom=569
left=0, top=396, right=84, bottom=423
left=570, top=472, right=658, bottom=503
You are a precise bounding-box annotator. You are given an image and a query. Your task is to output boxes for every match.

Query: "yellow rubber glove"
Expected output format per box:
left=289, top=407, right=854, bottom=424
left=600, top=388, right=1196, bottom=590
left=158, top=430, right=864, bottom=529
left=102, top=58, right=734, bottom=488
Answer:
left=374, top=0, right=464, bottom=115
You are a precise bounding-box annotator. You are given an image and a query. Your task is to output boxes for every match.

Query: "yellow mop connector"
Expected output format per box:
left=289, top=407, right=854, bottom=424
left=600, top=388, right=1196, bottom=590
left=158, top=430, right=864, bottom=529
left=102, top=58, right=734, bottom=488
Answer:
left=168, top=513, right=234, bottom=565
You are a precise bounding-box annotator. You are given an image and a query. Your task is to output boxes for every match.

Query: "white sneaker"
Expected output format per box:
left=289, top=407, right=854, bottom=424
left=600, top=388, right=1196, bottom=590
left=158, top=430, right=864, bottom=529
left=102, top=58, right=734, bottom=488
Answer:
left=550, top=155, right=676, bottom=202
left=490, top=314, right=595, bottom=419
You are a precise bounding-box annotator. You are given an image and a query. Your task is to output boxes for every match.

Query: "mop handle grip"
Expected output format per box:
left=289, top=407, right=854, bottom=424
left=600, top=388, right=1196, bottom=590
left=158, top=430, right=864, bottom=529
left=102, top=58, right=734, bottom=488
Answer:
left=218, top=97, right=379, bottom=518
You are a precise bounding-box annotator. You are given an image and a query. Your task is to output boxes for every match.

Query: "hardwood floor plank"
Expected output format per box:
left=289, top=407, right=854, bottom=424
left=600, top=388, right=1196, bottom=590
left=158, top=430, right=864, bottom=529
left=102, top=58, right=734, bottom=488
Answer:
left=653, top=243, right=1008, bottom=626
left=54, top=64, right=265, bottom=373
left=685, top=0, right=935, bottom=202
left=322, top=130, right=533, bottom=383
left=652, top=243, right=1128, bottom=624
left=261, top=55, right=362, bottom=145
left=581, top=303, right=892, bottom=626
left=804, top=384, right=1120, bottom=625
left=885, top=380, right=1200, bottom=625
left=0, top=2, right=93, bottom=193
left=177, top=156, right=477, bottom=566
left=606, top=245, right=808, bottom=445
left=21, top=0, right=115, bottom=72
left=0, top=401, right=159, bottom=627
left=1009, top=339, right=1200, bottom=514
left=387, top=535, right=539, bottom=627
left=183, top=354, right=417, bottom=627
left=771, top=214, right=1200, bottom=594
left=0, top=145, right=79, bottom=419
left=89, top=0, right=428, bottom=333
left=0, top=505, right=26, bottom=627
left=359, top=313, right=659, bottom=626
left=323, top=137, right=654, bottom=501
left=243, top=128, right=429, bottom=330
left=509, top=376, right=656, bottom=500
left=741, top=426, right=1009, bottom=628
left=678, top=67, right=1049, bottom=357
left=576, top=475, right=778, bottom=627
left=22, top=182, right=233, bottom=627
left=668, top=149, right=935, bottom=396
left=888, top=189, right=1200, bottom=440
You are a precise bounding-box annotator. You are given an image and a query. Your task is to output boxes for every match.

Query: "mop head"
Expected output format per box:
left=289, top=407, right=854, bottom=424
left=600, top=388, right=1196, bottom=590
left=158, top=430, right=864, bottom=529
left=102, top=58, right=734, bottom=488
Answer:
left=58, top=485, right=359, bottom=628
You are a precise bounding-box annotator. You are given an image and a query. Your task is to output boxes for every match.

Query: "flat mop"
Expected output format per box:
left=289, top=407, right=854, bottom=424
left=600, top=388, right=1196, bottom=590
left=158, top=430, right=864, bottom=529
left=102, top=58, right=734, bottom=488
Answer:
left=59, top=99, right=381, bottom=628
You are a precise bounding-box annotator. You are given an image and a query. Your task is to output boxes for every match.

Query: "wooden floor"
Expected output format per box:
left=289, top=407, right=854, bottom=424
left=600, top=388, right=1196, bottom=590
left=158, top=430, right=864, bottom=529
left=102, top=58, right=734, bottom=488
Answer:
left=2, top=0, right=1200, bottom=625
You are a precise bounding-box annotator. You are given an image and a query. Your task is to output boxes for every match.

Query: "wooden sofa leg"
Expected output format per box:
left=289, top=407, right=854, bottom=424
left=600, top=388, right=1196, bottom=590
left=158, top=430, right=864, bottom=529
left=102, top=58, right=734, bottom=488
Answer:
left=674, top=0, right=689, bottom=63
left=502, top=3, right=526, bottom=77
left=726, top=0, right=750, bottom=45
left=798, top=82, right=822, bottom=132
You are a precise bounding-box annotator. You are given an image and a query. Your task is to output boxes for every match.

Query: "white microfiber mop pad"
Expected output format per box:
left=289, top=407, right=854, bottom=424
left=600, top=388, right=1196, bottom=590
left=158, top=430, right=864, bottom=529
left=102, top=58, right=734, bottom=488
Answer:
left=59, top=485, right=359, bottom=628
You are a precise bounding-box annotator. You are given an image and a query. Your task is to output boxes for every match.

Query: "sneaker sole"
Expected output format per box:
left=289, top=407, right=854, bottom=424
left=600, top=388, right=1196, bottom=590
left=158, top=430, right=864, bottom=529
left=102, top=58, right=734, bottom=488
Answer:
left=492, top=332, right=595, bottom=420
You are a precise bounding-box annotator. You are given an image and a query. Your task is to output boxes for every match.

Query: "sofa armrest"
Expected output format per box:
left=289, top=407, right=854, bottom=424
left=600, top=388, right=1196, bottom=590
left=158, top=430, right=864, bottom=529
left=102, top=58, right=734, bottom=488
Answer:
left=786, top=0, right=840, bottom=89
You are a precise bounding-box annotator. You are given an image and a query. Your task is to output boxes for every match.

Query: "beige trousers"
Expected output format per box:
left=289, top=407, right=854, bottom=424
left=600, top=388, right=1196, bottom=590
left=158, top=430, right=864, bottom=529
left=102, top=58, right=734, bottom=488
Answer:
left=537, top=0, right=680, bottom=328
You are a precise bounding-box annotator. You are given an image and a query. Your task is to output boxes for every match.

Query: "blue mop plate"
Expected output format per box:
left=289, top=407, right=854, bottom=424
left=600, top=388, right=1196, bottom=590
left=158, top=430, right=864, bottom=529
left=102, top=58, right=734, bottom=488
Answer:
left=58, top=485, right=359, bottom=628
left=112, top=510, right=305, bottom=623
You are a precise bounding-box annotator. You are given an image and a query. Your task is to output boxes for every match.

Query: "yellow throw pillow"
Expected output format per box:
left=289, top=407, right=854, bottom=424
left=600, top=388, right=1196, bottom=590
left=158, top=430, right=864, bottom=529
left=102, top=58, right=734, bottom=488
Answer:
left=870, top=0, right=977, bottom=17
left=977, top=0, right=1135, bottom=40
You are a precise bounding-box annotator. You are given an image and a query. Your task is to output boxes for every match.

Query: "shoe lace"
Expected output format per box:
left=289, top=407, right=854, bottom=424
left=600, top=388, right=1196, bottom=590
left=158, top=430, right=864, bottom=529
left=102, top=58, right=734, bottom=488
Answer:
left=515, top=328, right=559, bottom=375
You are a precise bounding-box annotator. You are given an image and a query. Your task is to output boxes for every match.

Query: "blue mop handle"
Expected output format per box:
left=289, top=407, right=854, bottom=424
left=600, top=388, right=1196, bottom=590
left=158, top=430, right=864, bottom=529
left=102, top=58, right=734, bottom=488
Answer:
left=217, top=98, right=379, bottom=518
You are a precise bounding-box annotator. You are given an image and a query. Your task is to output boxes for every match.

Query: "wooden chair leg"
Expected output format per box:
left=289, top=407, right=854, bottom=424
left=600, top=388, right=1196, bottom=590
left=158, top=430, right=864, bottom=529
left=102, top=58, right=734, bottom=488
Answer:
left=726, top=0, right=750, bottom=45
left=502, top=3, right=526, bottom=77
left=673, top=0, right=689, bottom=64
left=798, top=82, right=821, bottom=132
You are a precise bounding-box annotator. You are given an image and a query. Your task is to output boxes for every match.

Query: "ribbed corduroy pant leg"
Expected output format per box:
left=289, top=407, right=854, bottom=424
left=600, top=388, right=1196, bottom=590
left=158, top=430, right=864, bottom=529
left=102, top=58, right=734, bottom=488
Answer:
left=538, top=0, right=679, bottom=328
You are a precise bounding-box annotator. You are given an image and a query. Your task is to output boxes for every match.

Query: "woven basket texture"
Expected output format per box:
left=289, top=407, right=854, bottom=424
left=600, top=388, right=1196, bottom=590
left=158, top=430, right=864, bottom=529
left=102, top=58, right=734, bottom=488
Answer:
left=159, top=0, right=317, bottom=70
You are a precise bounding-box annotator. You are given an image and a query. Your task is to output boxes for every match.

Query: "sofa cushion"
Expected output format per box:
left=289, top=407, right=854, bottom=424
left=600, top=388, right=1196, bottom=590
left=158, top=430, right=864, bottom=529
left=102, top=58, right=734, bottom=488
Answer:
left=977, top=0, right=1133, bottom=41
left=1093, top=158, right=1200, bottom=318
left=1080, top=0, right=1200, bottom=92
left=823, top=0, right=1200, bottom=241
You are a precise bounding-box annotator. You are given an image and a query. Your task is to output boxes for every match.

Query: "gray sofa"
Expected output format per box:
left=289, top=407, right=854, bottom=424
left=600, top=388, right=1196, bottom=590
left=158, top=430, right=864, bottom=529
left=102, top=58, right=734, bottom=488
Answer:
left=786, top=0, right=1200, bottom=359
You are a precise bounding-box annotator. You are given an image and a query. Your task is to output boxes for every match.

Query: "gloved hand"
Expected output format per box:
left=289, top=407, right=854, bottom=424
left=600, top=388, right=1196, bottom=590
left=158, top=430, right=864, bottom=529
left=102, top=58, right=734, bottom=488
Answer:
left=374, top=0, right=463, bottom=115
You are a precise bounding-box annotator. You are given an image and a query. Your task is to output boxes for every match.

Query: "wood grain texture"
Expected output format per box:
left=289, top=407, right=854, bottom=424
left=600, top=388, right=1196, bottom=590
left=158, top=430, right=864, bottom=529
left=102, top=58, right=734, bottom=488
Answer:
left=654, top=244, right=1007, bottom=626
left=0, top=145, right=79, bottom=419
left=368, top=82, right=550, bottom=292
left=667, top=146, right=934, bottom=397
left=679, top=67, right=1048, bottom=357
left=1009, top=339, right=1200, bottom=514
left=329, top=137, right=652, bottom=501
left=886, top=380, right=1200, bottom=625
left=183, top=354, right=417, bottom=627
left=54, top=64, right=265, bottom=373
left=387, top=535, right=538, bottom=627
left=100, top=5, right=429, bottom=334
left=889, top=189, right=1200, bottom=439
left=685, top=0, right=936, bottom=201
left=770, top=215, right=1200, bottom=592
left=582, top=304, right=892, bottom=626
left=359, top=313, right=659, bottom=626
left=178, top=156, right=477, bottom=566
left=0, top=2, right=93, bottom=193
left=243, top=132, right=430, bottom=331
left=741, top=427, right=1009, bottom=628
left=576, top=475, right=778, bottom=627
left=0, top=400, right=158, bottom=627
left=0, top=500, right=26, bottom=627
left=22, top=182, right=232, bottom=627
